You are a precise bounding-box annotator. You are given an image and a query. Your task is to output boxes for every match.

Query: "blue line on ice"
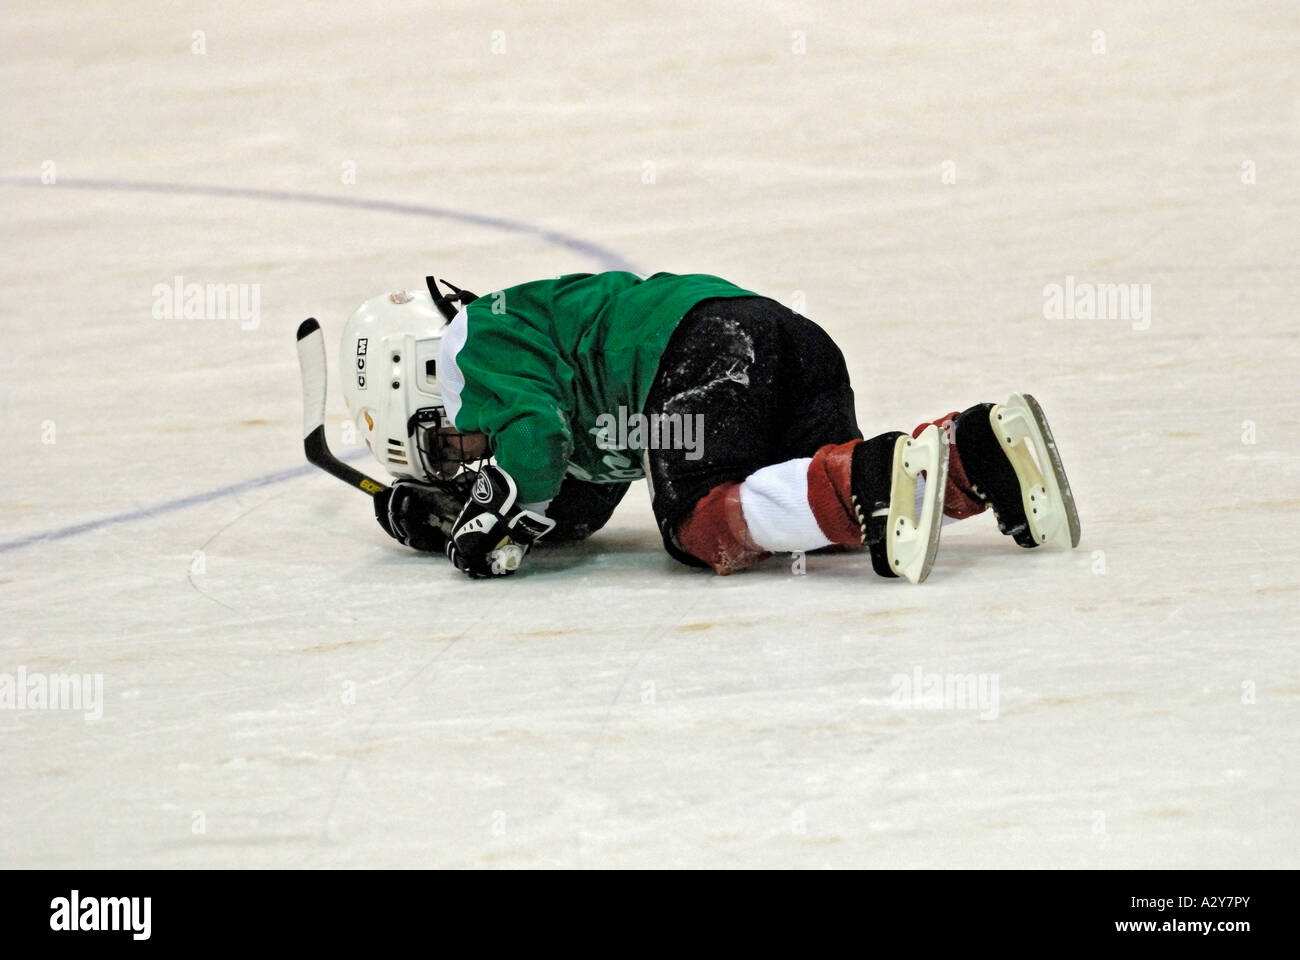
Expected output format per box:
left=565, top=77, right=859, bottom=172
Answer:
left=0, top=176, right=640, bottom=272
left=0, top=455, right=368, bottom=554
left=0, top=176, right=639, bottom=553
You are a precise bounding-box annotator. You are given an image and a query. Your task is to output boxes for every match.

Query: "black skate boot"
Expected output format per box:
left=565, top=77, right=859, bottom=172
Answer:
left=850, top=425, right=948, bottom=582
left=850, top=432, right=905, bottom=577
left=951, top=395, right=1081, bottom=549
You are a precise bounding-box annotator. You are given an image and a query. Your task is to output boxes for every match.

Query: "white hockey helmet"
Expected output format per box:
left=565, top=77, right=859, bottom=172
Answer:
left=340, top=281, right=475, bottom=481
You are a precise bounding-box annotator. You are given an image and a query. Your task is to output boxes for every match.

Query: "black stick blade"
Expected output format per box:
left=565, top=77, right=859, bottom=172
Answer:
left=295, top=315, right=390, bottom=498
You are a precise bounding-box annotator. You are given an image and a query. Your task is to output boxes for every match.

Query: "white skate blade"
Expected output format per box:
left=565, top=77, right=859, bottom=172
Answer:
left=885, top=425, right=948, bottom=583
left=988, top=393, right=1081, bottom=549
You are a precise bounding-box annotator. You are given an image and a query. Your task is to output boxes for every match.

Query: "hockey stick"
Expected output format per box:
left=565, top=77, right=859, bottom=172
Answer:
left=296, top=317, right=389, bottom=497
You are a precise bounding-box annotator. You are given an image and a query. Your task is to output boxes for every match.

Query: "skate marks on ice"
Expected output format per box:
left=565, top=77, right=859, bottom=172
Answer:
left=567, top=603, right=709, bottom=868
left=186, top=492, right=293, bottom=613
left=320, top=613, right=484, bottom=849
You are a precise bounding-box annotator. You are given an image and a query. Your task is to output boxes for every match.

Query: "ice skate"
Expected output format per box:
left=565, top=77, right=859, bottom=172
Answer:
left=850, top=424, right=949, bottom=583
left=948, top=394, right=1080, bottom=549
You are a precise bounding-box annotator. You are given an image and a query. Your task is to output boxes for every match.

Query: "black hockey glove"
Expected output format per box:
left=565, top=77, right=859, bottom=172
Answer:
left=446, top=465, right=556, bottom=578
left=374, top=475, right=473, bottom=552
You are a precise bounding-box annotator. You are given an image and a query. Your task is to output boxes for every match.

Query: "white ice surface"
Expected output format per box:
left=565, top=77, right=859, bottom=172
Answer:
left=2, top=0, right=1298, bottom=868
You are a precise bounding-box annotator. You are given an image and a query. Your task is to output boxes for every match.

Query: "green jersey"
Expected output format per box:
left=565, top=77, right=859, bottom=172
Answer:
left=439, top=271, right=757, bottom=503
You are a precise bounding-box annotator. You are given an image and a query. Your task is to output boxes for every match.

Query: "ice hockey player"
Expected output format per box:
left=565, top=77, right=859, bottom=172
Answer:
left=339, top=272, right=1079, bottom=580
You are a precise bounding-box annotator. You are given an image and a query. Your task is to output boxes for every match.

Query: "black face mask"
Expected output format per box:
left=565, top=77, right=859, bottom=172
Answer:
left=410, top=406, right=484, bottom=480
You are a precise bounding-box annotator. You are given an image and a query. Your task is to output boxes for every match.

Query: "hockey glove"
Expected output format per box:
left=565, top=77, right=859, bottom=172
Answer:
left=374, top=475, right=473, bottom=552
left=446, top=465, right=556, bottom=578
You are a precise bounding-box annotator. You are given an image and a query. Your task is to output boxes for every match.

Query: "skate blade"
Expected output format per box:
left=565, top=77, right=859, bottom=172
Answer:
left=885, top=425, right=948, bottom=583
left=988, top=393, right=1081, bottom=548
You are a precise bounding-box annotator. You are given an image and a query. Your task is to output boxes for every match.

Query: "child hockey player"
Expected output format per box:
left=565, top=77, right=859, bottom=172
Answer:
left=333, top=273, right=1079, bottom=580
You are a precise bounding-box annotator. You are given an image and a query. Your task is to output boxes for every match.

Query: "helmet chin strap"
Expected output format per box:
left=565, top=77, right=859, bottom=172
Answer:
left=426, top=276, right=479, bottom=323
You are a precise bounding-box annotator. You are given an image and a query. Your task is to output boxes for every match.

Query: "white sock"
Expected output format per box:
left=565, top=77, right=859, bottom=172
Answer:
left=737, top=458, right=833, bottom=552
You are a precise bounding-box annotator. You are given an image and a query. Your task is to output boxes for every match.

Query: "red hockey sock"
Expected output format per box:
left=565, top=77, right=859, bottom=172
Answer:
left=912, top=411, right=987, bottom=520
left=676, top=482, right=771, bottom=575
left=806, top=441, right=866, bottom=544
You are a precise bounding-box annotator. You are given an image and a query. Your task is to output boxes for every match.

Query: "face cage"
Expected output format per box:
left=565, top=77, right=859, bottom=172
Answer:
left=411, top=406, right=484, bottom=480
